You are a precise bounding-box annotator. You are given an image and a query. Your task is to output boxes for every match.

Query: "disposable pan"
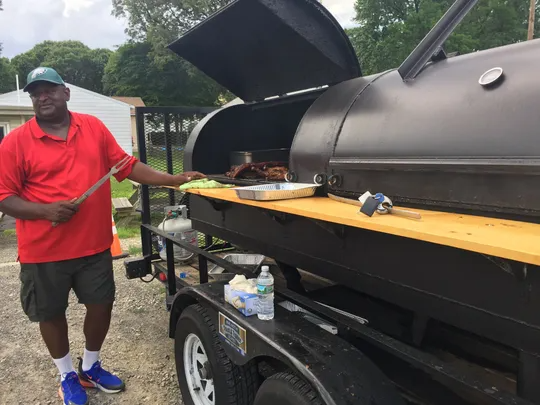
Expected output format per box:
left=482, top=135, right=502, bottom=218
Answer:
left=234, top=183, right=320, bottom=201
left=209, top=253, right=265, bottom=274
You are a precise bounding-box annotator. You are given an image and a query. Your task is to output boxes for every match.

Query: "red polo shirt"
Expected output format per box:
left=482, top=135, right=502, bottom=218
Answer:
left=0, top=112, right=138, bottom=263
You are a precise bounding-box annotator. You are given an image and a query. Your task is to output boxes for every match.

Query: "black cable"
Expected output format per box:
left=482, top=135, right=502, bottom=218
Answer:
left=139, top=272, right=159, bottom=283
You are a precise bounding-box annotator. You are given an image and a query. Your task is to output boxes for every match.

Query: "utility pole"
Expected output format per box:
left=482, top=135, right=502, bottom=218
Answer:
left=528, top=0, right=536, bottom=40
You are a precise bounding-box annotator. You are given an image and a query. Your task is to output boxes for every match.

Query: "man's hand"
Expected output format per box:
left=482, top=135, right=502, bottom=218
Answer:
left=173, top=171, right=207, bottom=185
left=42, top=199, right=78, bottom=223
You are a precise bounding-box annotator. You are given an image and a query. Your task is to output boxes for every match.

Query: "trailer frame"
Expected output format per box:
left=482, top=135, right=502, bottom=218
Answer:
left=126, top=105, right=538, bottom=405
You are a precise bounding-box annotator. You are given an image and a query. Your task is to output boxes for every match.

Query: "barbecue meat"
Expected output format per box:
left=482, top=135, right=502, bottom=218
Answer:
left=263, top=166, right=288, bottom=181
left=226, top=161, right=288, bottom=181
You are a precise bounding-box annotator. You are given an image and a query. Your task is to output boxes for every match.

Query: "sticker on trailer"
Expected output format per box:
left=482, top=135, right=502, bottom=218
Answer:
left=218, top=312, right=247, bottom=356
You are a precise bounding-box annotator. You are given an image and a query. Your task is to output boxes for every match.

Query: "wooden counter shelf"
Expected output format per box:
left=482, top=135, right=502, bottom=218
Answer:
left=173, top=187, right=540, bottom=266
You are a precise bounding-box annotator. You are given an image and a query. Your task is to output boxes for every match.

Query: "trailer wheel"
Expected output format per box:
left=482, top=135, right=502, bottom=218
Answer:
left=253, top=372, right=322, bottom=405
left=174, top=304, right=259, bottom=405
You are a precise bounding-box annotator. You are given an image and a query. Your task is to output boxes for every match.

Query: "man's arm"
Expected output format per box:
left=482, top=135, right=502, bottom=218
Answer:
left=99, top=119, right=206, bottom=187
left=128, top=162, right=206, bottom=186
left=0, top=196, right=77, bottom=222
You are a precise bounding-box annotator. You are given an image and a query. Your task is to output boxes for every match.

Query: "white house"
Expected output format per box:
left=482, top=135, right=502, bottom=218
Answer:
left=0, top=83, right=133, bottom=155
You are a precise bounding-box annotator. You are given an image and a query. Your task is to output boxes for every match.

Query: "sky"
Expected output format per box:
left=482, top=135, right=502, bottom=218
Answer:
left=0, top=0, right=357, bottom=59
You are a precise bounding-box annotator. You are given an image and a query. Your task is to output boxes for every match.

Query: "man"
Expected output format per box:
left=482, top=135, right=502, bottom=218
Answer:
left=0, top=67, right=205, bottom=405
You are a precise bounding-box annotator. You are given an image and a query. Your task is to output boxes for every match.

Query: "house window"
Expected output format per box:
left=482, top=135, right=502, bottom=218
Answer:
left=0, top=123, right=9, bottom=143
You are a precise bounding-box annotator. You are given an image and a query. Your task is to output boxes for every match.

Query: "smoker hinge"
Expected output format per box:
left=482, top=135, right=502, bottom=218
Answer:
left=311, top=219, right=346, bottom=240
left=483, top=254, right=528, bottom=281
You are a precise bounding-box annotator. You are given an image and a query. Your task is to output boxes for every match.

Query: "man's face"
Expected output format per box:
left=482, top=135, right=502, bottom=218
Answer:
left=28, top=83, right=70, bottom=120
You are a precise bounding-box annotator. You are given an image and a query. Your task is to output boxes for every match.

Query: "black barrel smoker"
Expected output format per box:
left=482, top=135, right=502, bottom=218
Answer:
left=158, top=0, right=540, bottom=403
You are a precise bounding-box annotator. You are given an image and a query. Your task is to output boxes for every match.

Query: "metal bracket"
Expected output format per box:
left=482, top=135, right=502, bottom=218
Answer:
left=311, top=219, right=346, bottom=240
left=202, top=197, right=231, bottom=212
left=200, top=197, right=231, bottom=221
left=261, top=209, right=292, bottom=225
left=430, top=46, right=447, bottom=62
left=483, top=255, right=528, bottom=281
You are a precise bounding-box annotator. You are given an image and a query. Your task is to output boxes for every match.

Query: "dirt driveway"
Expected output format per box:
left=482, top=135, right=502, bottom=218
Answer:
left=0, top=234, right=182, bottom=405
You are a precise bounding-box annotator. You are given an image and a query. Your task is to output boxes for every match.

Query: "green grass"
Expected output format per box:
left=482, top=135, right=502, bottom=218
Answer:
left=117, top=226, right=141, bottom=239
left=128, top=245, right=143, bottom=256
left=145, top=153, right=184, bottom=173
left=2, top=229, right=16, bottom=237
left=111, top=177, right=141, bottom=239
left=111, top=178, right=135, bottom=199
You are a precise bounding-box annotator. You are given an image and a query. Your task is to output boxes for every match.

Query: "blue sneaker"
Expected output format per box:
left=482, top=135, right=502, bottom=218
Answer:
left=77, top=357, right=125, bottom=394
left=58, top=371, right=88, bottom=405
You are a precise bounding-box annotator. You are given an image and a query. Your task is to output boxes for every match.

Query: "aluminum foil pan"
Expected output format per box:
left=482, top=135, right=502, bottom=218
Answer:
left=234, top=183, right=319, bottom=201
left=209, top=253, right=265, bottom=274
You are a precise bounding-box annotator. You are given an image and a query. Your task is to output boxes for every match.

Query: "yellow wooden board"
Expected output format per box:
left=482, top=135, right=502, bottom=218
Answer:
left=182, top=188, right=540, bottom=266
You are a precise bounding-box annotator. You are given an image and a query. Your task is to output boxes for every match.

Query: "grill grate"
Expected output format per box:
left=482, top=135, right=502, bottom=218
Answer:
left=208, top=174, right=283, bottom=187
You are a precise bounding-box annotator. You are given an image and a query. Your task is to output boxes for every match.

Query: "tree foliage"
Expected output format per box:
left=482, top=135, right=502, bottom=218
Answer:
left=0, top=0, right=17, bottom=93
left=112, top=0, right=231, bottom=42
left=0, top=0, right=3, bottom=56
left=349, top=0, right=540, bottom=75
left=0, top=58, right=16, bottom=93
left=110, top=0, right=233, bottom=106
left=102, top=42, right=224, bottom=106
left=11, top=41, right=113, bottom=93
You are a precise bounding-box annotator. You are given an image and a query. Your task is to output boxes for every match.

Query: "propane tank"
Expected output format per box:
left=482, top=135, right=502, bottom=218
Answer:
left=157, top=205, right=198, bottom=263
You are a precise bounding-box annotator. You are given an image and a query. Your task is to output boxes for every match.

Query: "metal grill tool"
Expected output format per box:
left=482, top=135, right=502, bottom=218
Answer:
left=328, top=192, right=422, bottom=219
left=368, top=192, right=422, bottom=219
left=52, top=156, right=133, bottom=227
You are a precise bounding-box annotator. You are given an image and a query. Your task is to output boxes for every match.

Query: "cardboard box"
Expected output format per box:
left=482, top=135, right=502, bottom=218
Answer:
left=224, top=284, right=258, bottom=317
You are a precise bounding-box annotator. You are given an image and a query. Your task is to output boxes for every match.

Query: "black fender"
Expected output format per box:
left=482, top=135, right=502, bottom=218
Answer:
left=169, top=282, right=405, bottom=405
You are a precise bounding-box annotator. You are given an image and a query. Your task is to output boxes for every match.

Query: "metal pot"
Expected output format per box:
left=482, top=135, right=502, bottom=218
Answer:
left=229, top=148, right=290, bottom=166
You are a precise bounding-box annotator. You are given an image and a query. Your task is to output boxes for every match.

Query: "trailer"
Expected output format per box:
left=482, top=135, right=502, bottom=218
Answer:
left=125, top=0, right=540, bottom=404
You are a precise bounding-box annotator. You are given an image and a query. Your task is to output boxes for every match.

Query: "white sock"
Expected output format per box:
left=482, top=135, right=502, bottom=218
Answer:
left=82, top=348, right=100, bottom=372
left=53, top=353, right=75, bottom=381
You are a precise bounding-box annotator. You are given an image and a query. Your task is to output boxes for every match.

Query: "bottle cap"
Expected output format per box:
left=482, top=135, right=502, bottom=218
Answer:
left=261, top=265, right=269, bottom=272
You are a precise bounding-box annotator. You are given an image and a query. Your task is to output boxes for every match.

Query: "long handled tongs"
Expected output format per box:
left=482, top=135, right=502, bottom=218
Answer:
left=328, top=192, right=422, bottom=219
left=52, top=156, right=132, bottom=227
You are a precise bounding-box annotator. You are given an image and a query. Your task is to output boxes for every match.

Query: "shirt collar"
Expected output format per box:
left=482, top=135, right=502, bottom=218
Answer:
left=29, top=111, right=81, bottom=139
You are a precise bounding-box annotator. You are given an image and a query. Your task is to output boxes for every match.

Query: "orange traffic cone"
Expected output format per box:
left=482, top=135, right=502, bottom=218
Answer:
left=111, top=215, right=128, bottom=260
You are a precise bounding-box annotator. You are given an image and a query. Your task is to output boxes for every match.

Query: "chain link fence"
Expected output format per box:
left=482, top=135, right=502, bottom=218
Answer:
left=134, top=106, right=229, bottom=253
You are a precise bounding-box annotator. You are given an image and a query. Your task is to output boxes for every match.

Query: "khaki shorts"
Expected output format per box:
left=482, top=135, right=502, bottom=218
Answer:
left=19, top=249, right=115, bottom=323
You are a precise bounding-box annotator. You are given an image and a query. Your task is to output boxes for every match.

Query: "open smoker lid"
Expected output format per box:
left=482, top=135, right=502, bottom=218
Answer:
left=168, top=0, right=362, bottom=102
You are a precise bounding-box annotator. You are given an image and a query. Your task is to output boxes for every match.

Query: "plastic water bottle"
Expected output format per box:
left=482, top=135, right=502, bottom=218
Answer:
left=256, top=266, right=274, bottom=320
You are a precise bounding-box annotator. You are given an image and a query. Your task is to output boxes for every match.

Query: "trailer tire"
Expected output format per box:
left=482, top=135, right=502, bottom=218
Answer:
left=253, top=372, right=323, bottom=405
left=174, top=304, right=259, bottom=405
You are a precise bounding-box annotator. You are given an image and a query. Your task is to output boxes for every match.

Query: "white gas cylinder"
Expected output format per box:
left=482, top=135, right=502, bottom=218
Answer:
left=157, top=205, right=198, bottom=263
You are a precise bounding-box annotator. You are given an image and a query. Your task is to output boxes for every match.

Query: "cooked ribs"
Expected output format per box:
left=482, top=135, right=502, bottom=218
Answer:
left=226, top=161, right=288, bottom=181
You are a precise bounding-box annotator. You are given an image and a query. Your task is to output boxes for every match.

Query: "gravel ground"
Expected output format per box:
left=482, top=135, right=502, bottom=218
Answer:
left=0, top=233, right=182, bottom=405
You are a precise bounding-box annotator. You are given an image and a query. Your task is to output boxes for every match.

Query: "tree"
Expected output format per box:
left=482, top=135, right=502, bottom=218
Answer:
left=0, top=0, right=17, bottom=95
left=102, top=41, right=223, bottom=106
left=11, top=41, right=113, bottom=93
left=0, top=58, right=16, bottom=93
left=112, top=0, right=232, bottom=42
left=0, top=0, right=3, bottom=56
left=349, top=0, right=536, bottom=75
left=111, top=0, right=233, bottom=105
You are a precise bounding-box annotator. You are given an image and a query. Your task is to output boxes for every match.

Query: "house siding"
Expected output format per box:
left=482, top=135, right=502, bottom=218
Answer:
left=0, top=84, right=133, bottom=155
left=0, top=113, right=33, bottom=135
left=67, top=90, right=133, bottom=155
